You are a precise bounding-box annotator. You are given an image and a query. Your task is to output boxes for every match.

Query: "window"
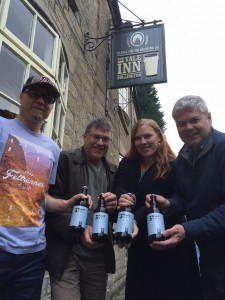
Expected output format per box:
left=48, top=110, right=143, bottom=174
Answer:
left=57, top=47, right=69, bottom=101
left=119, top=88, right=129, bottom=114
left=33, top=20, right=54, bottom=67
left=51, top=44, right=69, bottom=148
left=0, top=0, right=69, bottom=148
left=118, top=88, right=130, bottom=134
left=6, top=0, right=33, bottom=47
left=4, top=0, right=55, bottom=68
left=0, top=95, right=19, bottom=116
left=0, top=44, right=26, bottom=101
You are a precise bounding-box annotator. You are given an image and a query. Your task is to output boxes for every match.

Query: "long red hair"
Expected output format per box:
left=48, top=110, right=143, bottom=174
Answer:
left=126, top=119, right=176, bottom=179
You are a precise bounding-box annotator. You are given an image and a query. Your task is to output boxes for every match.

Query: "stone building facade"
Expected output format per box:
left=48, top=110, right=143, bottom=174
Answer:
left=0, top=0, right=139, bottom=299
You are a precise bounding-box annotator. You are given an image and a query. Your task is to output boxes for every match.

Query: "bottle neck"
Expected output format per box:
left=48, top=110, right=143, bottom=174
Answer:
left=98, top=194, right=105, bottom=208
left=152, top=206, right=160, bottom=213
left=151, top=195, right=160, bottom=213
left=82, top=188, right=88, bottom=195
left=99, top=198, right=105, bottom=208
left=122, top=206, right=133, bottom=212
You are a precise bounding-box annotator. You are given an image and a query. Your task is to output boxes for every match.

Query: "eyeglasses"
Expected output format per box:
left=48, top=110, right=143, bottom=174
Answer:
left=24, top=89, right=56, bottom=104
left=89, top=133, right=112, bottom=143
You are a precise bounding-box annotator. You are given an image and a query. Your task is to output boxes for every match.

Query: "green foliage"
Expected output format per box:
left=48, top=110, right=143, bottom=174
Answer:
left=136, top=84, right=166, bottom=132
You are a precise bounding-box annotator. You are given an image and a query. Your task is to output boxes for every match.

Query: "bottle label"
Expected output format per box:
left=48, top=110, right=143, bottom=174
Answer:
left=92, top=212, right=109, bottom=234
left=70, top=205, right=88, bottom=228
left=147, top=212, right=165, bottom=236
left=116, top=211, right=134, bottom=235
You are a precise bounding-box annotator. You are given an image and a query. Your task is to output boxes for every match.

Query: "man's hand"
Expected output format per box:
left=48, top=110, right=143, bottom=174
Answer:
left=149, top=224, right=185, bottom=250
left=81, top=225, right=103, bottom=249
left=145, top=194, right=171, bottom=214
left=46, top=193, right=92, bottom=213
left=65, top=193, right=92, bottom=211
left=103, top=192, right=117, bottom=212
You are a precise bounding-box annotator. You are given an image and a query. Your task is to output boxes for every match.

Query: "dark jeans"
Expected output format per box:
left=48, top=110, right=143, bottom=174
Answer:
left=200, top=257, right=225, bottom=300
left=0, top=248, right=45, bottom=300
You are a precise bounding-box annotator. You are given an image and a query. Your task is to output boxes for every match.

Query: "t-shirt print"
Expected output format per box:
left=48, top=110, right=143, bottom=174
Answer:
left=0, top=133, right=53, bottom=227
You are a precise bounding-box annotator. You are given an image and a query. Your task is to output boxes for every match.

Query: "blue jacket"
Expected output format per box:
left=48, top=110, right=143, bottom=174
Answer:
left=170, top=128, right=225, bottom=259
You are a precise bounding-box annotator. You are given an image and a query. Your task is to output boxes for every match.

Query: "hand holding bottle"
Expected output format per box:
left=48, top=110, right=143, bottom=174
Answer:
left=102, top=192, right=117, bottom=212
left=117, top=193, right=136, bottom=209
left=67, top=193, right=92, bottom=210
left=145, top=193, right=171, bottom=214
left=45, top=192, right=92, bottom=213
left=115, top=193, right=136, bottom=245
left=81, top=225, right=104, bottom=249
left=149, top=224, right=186, bottom=250
left=69, top=186, right=90, bottom=233
left=114, top=220, right=139, bottom=249
left=92, top=193, right=109, bottom=242
left=147, top=194, right=166, bottom=243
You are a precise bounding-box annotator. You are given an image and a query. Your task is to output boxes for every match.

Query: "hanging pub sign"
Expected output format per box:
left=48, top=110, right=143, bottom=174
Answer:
left=110, top=23, right=167, bottom=88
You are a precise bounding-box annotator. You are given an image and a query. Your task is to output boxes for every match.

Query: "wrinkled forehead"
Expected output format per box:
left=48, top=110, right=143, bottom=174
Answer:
left=174, top=107, right=205, bottom=120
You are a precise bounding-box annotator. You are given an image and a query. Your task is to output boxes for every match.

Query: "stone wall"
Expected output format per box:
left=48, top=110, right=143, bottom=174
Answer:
left=106, top=247, right=127, bottom=299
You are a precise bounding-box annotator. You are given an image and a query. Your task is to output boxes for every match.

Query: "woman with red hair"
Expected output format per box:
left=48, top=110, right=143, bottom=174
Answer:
left=114, top=119, right=202, bottom=300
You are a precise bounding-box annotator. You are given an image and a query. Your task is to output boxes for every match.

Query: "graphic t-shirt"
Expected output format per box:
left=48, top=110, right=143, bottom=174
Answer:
left=0, top=117, right=60, bottom=254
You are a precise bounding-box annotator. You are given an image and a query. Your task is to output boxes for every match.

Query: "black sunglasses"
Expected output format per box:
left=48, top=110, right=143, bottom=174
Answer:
left=24, top=89, right=56, bottom=104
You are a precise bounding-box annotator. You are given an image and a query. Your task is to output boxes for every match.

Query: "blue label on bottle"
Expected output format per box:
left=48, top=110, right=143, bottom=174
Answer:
left=92, top=212, right=109, bottom=234
left=147, top=212, right=165, bottom=236
left=116, top=211, right=134, bottom=235
left=70, top=205, right=88, bottom=228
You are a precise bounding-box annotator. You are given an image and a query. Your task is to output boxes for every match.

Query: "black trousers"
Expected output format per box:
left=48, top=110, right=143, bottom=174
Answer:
left=200, top=257, right=225, bottom=300
left=125, top=240, right=202, bottom=300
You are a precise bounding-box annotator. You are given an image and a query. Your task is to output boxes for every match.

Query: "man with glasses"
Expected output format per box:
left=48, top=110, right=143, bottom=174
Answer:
left=0, top=75, right=90, bottom=300
left=45, top=118, right=118, bottom=300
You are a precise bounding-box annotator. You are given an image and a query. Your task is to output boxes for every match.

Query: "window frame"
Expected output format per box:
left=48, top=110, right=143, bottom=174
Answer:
left=0, top=0, right=69, bottom=148
left=119, top=88, right=129, bottom=114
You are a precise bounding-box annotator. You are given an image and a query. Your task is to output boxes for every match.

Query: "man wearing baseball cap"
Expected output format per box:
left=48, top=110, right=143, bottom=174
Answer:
left=0, top=75, right=91, bottom=299
left=21, top=75, right=60, bottom=99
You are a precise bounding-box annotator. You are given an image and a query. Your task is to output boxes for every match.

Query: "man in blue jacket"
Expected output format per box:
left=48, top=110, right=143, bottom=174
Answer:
left=146, top=95, right=225, bottom=300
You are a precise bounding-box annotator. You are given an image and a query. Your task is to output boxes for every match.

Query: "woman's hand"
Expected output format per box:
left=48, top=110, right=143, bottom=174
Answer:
left=117, top=193, right=136, bottom=210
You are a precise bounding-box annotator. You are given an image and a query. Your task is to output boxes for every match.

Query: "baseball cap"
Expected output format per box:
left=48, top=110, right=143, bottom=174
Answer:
left=22, top=75, right=60, bottom=99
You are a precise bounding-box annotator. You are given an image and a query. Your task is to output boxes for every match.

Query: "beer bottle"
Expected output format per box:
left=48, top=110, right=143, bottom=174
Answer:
left=70, top=186, right=89, bottom=234
left=115, top=193, right=134, bottom=244
left=92, top=193, right=109, bottom=242
left=147, top=194, right=165, bottom=242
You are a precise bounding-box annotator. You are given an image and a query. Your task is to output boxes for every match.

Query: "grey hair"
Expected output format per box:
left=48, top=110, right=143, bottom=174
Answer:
left=172, top=95, right=209, bottom=119
left=85, top=118, right=112, bottom=134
